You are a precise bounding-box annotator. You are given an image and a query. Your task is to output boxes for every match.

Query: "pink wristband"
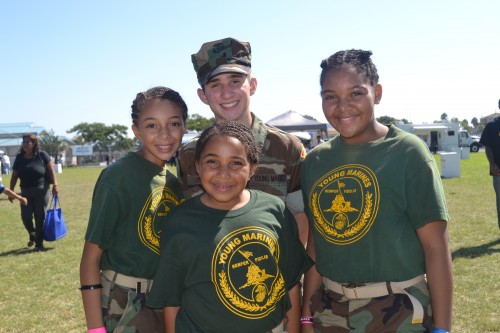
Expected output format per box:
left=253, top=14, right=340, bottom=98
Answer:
left=88, top=327, right=106, bottom=333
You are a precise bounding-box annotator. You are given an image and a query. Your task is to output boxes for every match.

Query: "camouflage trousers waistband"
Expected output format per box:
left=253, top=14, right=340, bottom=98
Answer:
left=102, top=270, right=153, bottom=294
left=323, top=274, right=426, bottom=324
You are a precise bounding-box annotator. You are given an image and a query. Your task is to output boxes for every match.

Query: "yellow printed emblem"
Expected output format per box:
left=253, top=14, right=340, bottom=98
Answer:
left=310, top=164, right=379, bottom=244
left=138, top=186, right=183, bottom=254
left=212, top=226, right=285, bottom=319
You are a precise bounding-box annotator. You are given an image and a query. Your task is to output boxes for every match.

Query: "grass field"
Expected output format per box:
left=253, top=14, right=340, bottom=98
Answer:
left=0, top=154, right=499, bottom=332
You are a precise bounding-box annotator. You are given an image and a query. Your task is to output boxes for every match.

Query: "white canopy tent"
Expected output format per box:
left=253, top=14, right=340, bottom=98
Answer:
left=266, top=110, right=328, bottom=134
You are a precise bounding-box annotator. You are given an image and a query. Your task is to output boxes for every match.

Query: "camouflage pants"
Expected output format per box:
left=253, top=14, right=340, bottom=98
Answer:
left=309, top=280, right=433, bottom=333
left=101, top=274, right=164, bottom=333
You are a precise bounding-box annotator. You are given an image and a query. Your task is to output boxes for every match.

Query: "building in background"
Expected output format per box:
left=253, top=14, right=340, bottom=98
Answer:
left=0, top=123, right=74, bottom=167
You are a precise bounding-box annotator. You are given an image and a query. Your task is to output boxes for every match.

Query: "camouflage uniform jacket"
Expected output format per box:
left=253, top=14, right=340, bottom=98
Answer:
left=177, top=113, right=306, bottom=201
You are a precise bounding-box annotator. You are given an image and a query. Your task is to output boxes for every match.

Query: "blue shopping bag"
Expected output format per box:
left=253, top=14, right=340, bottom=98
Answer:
left=44, top=194, right=67, bottom=241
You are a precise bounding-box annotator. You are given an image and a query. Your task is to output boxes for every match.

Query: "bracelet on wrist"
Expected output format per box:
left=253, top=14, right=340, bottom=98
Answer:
left=300, top=316, right=314, bottom=324
left=432, top=329, right=449, bottom=333
left=79, top=284, right=103, bottom=291
left=87, top=327, right=106, bottom=333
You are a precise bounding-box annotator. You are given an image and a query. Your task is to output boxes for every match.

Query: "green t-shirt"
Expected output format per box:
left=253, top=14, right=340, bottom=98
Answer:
left=85, top=152, right=184, bottom=279
left=301, top=126, right=448, bottom=283
left=147, top=189, right=312, bottom=333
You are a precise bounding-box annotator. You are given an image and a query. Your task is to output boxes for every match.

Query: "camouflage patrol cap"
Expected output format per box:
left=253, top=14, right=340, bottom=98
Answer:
left=192, top=37, right=252, bottom=87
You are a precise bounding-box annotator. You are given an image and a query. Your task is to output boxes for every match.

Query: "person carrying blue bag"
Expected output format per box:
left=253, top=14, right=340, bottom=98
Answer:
left=44, top=194, right=67, bottom=241
left=9, top=133, right=59, bottom=252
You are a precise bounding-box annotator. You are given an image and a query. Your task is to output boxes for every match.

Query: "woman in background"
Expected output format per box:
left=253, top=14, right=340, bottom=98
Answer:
left=10, top=133, right=59, bottom=251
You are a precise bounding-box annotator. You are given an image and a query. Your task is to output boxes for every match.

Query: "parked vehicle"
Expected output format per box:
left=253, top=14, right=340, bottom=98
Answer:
left=470, top=135, right=482, bottom=152
left=395, top=122, right=479, bottom=153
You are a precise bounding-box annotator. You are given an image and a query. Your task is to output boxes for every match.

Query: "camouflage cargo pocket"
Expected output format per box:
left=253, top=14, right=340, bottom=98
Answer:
left=100, top=274, right=163, bottom=333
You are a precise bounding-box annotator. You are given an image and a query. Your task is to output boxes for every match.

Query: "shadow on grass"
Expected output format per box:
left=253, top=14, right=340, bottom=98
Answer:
left=0, top=247, right=54, bottom=257
left=452, top=239, right=500, bottom=260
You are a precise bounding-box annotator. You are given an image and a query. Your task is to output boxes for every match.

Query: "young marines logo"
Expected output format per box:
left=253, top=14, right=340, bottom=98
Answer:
left=310, top=164, right=379, bottom=244
left=212, top=226, right=285, bottom=319
left=138, top=186, right=183, bottom=254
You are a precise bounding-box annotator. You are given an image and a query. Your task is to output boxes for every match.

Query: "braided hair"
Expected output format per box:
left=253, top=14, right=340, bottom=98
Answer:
left=131, top=86, right=188, bottom=126
left=319, top=49, right=379, bottom=88
left=195, top=120, right=260, bottom=165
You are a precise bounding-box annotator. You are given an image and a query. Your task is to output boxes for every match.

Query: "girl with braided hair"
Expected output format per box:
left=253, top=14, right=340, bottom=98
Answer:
left=80, top=86, right=188, bottom=333
left=147, top=120, right=312, bottom=333
left=300, top=50, right=452, bottom=332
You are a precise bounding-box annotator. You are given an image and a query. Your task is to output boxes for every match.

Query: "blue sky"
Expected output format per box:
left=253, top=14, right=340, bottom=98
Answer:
left=1, top=0, right=499, bottom=137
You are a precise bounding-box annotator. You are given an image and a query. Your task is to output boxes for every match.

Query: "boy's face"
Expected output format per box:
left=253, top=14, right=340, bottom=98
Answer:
left=321, top=67, right=382, bottom=144
left=195, top=135, right=256, bottom=210
left=197, top=73, right=257, bottom=128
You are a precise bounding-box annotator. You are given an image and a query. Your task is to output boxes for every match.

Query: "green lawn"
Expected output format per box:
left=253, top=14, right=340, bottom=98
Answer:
left=0, top=154, right=498, bottom=332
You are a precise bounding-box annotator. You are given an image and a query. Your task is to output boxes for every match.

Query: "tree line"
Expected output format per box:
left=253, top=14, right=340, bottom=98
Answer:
left=41, top=112, right=483, bottom=158
left=40, top=114, right=215, bottom=158
left=376, top=113, right=484, bottom=133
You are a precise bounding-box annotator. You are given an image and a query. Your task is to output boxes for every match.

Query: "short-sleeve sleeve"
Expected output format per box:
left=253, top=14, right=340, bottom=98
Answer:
left=280, top=206, right=313, bottom=288
left=85, top=171, right=121, bottom=247
left=147, top=220, right=187, bottom=308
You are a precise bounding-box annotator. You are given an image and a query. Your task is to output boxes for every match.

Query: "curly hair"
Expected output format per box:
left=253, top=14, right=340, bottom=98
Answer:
left=319, top=49, right=379, bottom=88
left=131, top=86, right=188, bottom=126
left=195, top=120, right=260, bottom=165
left=19, top=133, right=40, bottom=155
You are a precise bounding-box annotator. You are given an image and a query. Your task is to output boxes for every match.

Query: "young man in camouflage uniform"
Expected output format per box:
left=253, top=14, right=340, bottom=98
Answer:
left=179, top=37, right=308, bottom=242
left=177, top=37, right=308, bottom=332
